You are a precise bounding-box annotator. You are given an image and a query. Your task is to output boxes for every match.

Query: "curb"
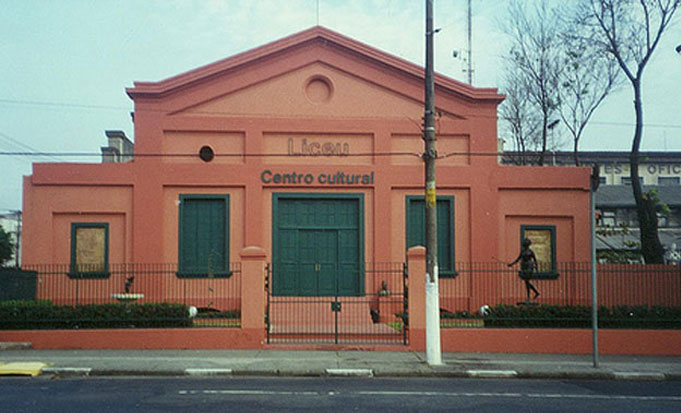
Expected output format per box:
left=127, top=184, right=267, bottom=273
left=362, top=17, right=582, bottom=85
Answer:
left=42, top=367, right=92, bottom=377
left=613, top=372, right=665, bottom=381
left=325, top=368, right=374, bottom=377
left=33, top=367, right=681, bottom=381
left=0, top=342, right=32, bottom=351
left=185, top=368, right=233, bottom=376
left=466, top=369, right=518, bottom=378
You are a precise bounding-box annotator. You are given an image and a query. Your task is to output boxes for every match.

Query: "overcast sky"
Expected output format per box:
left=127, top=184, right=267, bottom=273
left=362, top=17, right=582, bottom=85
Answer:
left=1, top=0, right=680, bottom=212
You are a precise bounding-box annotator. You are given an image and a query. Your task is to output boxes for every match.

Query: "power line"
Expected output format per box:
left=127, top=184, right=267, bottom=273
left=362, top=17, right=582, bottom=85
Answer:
left=0, top=131, right=63, bottom=162
left=4, top=149, right=677, bottom=161
left=3, top=97, right=681, bottom=129
left=0, top=98, right=127, bottom=112
left=0, top=151, right=423, bottom=159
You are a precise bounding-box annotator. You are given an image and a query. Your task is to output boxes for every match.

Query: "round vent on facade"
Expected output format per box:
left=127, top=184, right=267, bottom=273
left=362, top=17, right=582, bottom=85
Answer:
left=199, top=145, right=215, bottom=162
left=305, top=75, right=333, bottom=104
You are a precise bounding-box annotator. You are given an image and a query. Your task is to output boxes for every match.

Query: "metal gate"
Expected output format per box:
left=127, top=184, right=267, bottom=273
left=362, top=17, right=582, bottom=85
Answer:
left=266, top=262, right=408, bottom=345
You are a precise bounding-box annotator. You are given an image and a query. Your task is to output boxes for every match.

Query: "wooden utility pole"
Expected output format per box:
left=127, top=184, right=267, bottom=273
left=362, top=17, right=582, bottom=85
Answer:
left=424, top=0, right=442, bottom=366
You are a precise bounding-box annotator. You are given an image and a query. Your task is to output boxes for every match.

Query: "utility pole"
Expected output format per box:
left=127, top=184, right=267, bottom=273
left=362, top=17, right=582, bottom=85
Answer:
left=590, top=165, right=600, bottom=368
left=424, top=0, right=442, bottom=366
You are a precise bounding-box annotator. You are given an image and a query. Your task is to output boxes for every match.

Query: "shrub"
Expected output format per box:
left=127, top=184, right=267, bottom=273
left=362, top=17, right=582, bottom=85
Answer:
left=481, top=304, right=681, bottom=329
left=195, top=309, right=240, bottom=319
left=0, top=301, right=191, bottom=330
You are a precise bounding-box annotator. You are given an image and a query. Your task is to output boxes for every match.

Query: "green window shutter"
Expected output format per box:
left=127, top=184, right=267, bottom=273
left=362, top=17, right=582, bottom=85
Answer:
left=406, top=196, right=455, bottom=276
left=179, top=195, right=230, bottom=277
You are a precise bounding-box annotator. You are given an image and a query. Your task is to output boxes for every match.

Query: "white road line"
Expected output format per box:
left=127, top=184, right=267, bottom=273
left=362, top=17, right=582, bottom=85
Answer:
left=179, top=390, right=319, bottom=396
left=526, top=393, right=681, bottom=401
left=177, top=389, right=681, bottom=402
left=358, top=391, right=523, bottom=397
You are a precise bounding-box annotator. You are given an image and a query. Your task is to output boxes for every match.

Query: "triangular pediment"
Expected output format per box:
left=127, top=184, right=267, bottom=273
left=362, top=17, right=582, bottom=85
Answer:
left=127, top=27, right=503, bottom=116
left=175, top=62, right=433, bottom=119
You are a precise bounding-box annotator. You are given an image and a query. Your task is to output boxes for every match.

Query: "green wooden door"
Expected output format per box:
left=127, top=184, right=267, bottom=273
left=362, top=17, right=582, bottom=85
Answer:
left=299, top=230, right=338, bottom=295
left=273, top=195, right=362, bottom=296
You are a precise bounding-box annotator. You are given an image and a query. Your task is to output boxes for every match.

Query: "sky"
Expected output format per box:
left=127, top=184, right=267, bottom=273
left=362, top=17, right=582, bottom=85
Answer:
left=1, top=0, right=680, bottom=212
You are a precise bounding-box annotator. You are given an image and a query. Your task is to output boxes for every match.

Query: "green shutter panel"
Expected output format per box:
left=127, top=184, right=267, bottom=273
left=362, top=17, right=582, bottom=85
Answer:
left=436, top=200, right=452, bottom=273
left=406, top=197, right=454, bottom=275
left=179, top=196, right=229, bottom=275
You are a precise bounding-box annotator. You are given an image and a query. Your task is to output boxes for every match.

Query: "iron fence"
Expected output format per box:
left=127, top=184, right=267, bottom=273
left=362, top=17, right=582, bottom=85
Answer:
left=266, top=262, right=407, bottom=345
left=439, top=262, right=681, bottom=329
left=1, top=263, right=242, bottom=329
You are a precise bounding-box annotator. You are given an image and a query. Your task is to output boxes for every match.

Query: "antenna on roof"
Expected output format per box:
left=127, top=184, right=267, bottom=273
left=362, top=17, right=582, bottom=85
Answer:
left=466, top=0, right=473, bottom=85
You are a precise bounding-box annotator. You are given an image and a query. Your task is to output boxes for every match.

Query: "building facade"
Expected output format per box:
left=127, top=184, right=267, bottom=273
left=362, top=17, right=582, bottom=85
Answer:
left=22, top=27, right=591, bottom=310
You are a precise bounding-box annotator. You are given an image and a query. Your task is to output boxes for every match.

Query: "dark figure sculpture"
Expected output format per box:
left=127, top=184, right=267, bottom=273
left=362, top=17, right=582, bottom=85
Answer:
left=508, top=238, right=540, bottom=301
left=124, top=276, right=135, bottom=293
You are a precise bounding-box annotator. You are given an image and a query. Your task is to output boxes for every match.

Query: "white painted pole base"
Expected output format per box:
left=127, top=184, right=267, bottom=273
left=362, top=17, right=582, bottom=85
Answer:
left=426, top=269, right=442, bottom=365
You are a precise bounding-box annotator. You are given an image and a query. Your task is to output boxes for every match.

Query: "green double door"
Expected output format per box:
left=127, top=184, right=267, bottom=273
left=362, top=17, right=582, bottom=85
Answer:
left=273, top=195, right=363, bottom=296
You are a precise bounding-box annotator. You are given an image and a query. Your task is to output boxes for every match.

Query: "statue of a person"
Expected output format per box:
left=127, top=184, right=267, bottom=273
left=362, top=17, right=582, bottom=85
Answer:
left=508, top=238, right=540, bottom=301
left=124, top=276, right=134, bottom=293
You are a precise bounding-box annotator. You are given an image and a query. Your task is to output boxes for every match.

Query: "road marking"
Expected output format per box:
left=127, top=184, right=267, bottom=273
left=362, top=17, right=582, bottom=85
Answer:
left=526, top=393, right=681, bottom=401
left=177, top=389, right=681, bottom=402
left=358, top=391, right=523, bottom=397
left=179, top=390, right=319, bottom=396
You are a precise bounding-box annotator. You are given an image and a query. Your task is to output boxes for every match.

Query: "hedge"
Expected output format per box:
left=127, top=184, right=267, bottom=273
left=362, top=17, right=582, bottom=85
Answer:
left=0, top=300, right=191, bottom=330
left=481, top=304, right=681, bottom=329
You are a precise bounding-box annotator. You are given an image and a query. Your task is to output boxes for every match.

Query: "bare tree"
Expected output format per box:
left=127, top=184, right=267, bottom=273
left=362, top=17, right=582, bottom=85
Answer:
left=505, top=0, right=563, bottom=166
left=558, top=7, right=623, bottom=166
left=576, top=0, right=679, bottom=263
left=500, top=67, right=542, bottom=165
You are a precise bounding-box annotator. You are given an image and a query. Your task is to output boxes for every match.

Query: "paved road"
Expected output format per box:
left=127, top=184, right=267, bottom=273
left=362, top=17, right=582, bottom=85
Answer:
left=2, top=377, right=680, bottom=412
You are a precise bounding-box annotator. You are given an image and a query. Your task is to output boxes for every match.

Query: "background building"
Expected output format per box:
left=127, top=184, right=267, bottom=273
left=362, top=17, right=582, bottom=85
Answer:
left=501, top=150, right=681, bottom=262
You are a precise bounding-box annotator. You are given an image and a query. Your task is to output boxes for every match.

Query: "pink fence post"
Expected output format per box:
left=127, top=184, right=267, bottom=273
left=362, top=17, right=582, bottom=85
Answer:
left=239, top=246, right=267, bottom=344
left=407, top=246, right=427, bottom=351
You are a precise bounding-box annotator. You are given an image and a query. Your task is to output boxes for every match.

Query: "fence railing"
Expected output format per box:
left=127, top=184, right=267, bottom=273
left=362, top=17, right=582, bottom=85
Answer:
left=4, top=261, right=680, bottom=330
left=266, top=262, right=407, bottom=345
left=438, top=262, right=681, bottom=328
left=1, top=263, right=242, bottom=328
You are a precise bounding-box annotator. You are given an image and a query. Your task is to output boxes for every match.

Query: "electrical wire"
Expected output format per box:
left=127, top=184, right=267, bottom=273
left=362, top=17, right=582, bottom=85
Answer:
left=0, top=131, right=63, bottom=162
left=2, top=97, right=681, bottom=129
left=0, top=151, right=423, bottom=159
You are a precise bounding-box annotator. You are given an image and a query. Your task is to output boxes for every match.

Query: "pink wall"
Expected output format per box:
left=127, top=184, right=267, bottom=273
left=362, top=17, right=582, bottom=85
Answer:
left=14, top=27, right=611, bottom=353
left=22, top=27, right=590, bottom=272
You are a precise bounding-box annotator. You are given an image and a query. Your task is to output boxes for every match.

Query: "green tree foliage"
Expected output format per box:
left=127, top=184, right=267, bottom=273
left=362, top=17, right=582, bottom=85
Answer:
left=0, top=224, right=14, bottom=266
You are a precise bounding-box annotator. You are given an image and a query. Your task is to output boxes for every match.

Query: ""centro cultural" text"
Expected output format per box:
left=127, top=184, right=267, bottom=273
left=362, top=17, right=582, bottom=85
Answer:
left=261, top=170, right=374, bottom=185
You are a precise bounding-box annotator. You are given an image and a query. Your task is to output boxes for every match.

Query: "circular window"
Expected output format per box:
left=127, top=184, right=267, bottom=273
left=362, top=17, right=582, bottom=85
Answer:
left=305, top=76, right=333, bottom=104
left=199, top=145, right=214, bottom=162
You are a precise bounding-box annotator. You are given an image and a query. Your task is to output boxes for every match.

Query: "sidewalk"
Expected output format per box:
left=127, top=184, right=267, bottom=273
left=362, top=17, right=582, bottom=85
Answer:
left=1, top=345, right=680, bottom=380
